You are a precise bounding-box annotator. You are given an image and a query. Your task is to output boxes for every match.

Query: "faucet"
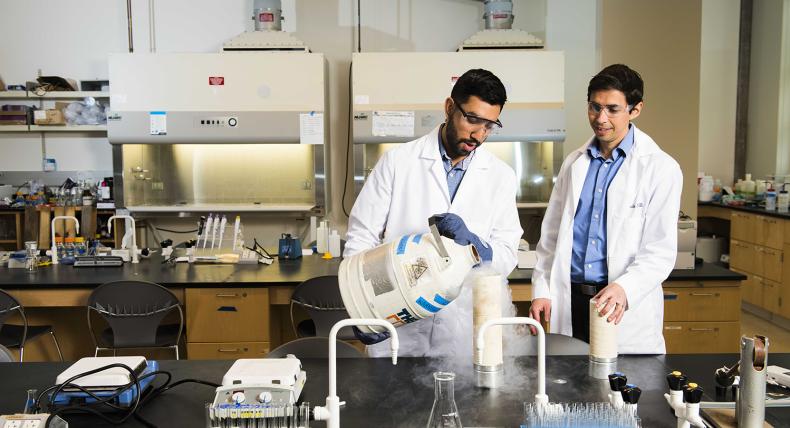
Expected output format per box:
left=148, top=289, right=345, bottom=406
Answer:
left=477, top=317, right=548, bottom=405
left=50, top=216, right=80, bottom=265
left=313, top=319, right=399, bottom=428
left=107, top=215, right=138, bottom=263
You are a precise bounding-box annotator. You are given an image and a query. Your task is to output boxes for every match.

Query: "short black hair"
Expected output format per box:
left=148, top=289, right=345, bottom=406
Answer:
left=450, top=68, right=507, bottom=108
left=587, top=64, right=644, bottom=107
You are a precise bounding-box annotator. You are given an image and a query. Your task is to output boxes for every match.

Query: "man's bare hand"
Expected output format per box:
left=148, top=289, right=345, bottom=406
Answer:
left=528, top=298, right=552, bottom=335
left=593, top=283, right=628, bottom=324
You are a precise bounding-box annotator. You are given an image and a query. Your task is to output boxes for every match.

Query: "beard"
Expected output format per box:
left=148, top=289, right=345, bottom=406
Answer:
left=444, top=119, right=481, bottom=159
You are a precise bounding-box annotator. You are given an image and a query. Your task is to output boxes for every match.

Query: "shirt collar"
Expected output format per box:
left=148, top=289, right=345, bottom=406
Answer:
left=588, top=123, right=635, bottom=161
left=438, top=126, right=474, bottom=170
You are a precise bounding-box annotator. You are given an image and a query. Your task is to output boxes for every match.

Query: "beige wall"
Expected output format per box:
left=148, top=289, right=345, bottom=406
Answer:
left=698, top=0, right=739, bottom=187
left=600, top=0, right=702, bottom=218
left=747, top=0, right=789, bottom=180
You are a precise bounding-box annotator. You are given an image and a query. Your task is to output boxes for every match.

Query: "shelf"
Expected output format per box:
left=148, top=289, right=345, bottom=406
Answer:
left=0, top=125, right=31, bottom=132
left=0, top=91, right=29, bottom=99
left=29, top=125, right=107, bottom=132
left=32, top=91, right=109, bottom=99
left=0, top=91, right=109, bottom=100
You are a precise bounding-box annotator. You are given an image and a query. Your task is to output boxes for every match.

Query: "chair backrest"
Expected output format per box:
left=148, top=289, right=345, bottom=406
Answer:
left=514, top=333, right=590, bottom=356
left=87, top=280, right=182, bottom=348
left=267, top=337, right=365, bottom=359
left=0, top=289, right=26, bottom=347
left=0, top=344, right=15, bottom=362
left=291, top=276, right=352, bottom=338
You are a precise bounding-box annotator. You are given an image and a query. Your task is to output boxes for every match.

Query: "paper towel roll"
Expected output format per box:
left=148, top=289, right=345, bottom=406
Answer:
left=473, top=274, right=503, bottom=367
left=589, top=299, right=617, bottom=361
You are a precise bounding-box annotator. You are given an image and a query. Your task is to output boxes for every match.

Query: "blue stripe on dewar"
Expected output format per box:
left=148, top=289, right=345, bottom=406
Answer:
left=396, top=235, right=410, bottom=255
left=412, top=234, right=422, bottom=244
left=416, top=296, right=440, bottom=313
left=433, top=294, right=450, bottom=306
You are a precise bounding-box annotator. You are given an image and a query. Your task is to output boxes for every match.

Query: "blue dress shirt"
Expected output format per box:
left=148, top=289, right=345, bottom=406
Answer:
left=571, top=124, right=635, bottom=284
left=438, top=131, right=474, bottom=202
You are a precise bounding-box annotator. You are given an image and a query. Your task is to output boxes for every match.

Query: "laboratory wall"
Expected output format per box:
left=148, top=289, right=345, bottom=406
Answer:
left=697, top=0, right=739, bottom=187
left=746, top=0, right=790, bottom=181
left=600, top=0, right=702, bottom=219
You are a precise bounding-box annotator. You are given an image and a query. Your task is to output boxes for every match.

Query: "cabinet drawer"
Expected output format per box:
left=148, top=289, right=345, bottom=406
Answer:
left=731, top=212, right=755, bottom=242
left=733, top=270, right=760, bottom=306
left=663, top=287, right=740, bottom=322
left=762, top=247, right=783, bottom=283
left=187, top=342, right=270, bottom=360
left=186, top=288, right=270, bottom=342
left=762, top=279, right=782, bottom=314
left=760, top=216, right=784, bottom=250
left=663, top=322, right=739, bottom=354
left=730, top=240, right=756, bottom=274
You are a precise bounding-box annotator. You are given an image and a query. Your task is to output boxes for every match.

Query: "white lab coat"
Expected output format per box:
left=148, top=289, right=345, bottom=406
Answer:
left=345, top=125, right=522, bottom=357
left=532, top=125, right=682, bottom=354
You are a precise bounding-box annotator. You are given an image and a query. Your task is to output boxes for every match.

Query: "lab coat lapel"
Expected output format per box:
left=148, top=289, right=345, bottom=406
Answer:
left=419, top=127, right=452, bottom=206
left=450, top=148, right=490, bottom=209
left=570, top=140, right=594, bottom=215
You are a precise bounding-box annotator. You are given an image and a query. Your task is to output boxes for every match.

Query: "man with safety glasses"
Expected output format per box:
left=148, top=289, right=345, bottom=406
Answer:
left=345, top=68, right=522, bottom=357
left=530, top=64, right=682, bottom=355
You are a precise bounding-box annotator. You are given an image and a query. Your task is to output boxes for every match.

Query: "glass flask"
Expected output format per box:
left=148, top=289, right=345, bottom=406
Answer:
left=427, top=371, right=462, bottom=428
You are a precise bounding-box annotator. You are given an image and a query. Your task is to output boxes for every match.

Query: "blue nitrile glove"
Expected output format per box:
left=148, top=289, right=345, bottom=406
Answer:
left=432, top=213, right=493, bottom=262
left=352, top=326, right=391, bottom=345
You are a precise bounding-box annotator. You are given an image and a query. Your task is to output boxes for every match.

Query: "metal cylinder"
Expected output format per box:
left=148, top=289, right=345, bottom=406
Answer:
left=483, top=0, right=514, bottom=30
left=474, top=363, right=504, bottom=388
left=253, top=0, right=283, bottom=31
left=737, top=335, right=768, bottom=426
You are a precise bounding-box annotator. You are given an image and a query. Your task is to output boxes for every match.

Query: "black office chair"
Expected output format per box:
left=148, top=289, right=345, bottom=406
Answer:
left=267, top=337, right=365, bottom=359
left=0, top=289, right=63, bottom=362
left=513, top=333, right=590, bottom=356
left=87, top=280, right=184, bottom=360
left=290, top=276, right=354, bottom=340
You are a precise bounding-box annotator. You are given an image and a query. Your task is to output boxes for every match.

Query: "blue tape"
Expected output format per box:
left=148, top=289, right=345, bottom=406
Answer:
left=396, top=235, right=409, bottom=255
left=416, top=296, right=441, bottom=313
left=412, top=234, right=422, bottom=244
left=433, top=294, right=450, bottom=306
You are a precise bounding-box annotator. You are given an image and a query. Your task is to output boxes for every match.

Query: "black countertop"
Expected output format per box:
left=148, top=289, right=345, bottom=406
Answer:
left=699, top=201, right=790, bottom=221
left=1, top=354, right=787, bottom=427
left=0, top=256, right=744, bottom=289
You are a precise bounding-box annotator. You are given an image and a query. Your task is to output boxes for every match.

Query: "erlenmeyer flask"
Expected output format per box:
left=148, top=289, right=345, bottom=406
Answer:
left=427, top=371, right=462, bottom=428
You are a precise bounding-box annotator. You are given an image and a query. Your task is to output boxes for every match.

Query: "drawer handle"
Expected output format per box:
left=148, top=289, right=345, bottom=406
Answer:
left=218, top=348, right=240, bottom=352
left=689, top=293, right=717, bottom=297
left=664, top=326, right=682, bottom=330
left=689, top=328, right=718, bottom=332
left=216, top=293, right=239, bottom=298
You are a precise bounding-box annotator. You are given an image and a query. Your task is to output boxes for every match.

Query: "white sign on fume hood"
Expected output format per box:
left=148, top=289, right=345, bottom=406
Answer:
left=372, top=111, right=414, bottom=138
left=299, top=112, right=324, bottom=144
left=149, top=111, right=167, bottom=135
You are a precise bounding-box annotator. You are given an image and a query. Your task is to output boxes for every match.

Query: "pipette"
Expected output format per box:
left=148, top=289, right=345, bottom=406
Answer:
left=203, top=214, right=213, bottom=249
left=217, top=215, right=227, bottom=249
left=211, top=214, right=220, bottom=249
left=232, top=216, right=240, bottom=250
left=196, top=216, right=206, bottom=247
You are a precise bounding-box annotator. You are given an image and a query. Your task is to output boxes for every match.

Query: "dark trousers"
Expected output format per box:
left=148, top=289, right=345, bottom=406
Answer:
left=571, top=283, right=606, bottom=343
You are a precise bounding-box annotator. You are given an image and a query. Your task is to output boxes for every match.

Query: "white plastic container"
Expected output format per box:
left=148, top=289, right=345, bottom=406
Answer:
left=765, top=190, right=777, bottom=211
left=743, top=174, right=756, bottom=198
left=328, top=230, right=341, bottom=258
left=698, top=176, right=714, bottom=202
left=339, top=232, right=480, bottom=334
left=778, top=190, right=789, bottom=213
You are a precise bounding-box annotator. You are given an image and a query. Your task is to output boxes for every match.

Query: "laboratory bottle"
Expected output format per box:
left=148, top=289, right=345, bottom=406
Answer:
left=427, top=372, right=462, bottom=428
left=743, top=174, right=756, bottom=198
left=54, top=237, right=65, bottom=260
left=778, top=189, right=789, bottom=213
left=75, top=237, right=87, bottom=256
left=64, top=237, right=75, bottom=258
left=765, top=189, right=777, bottom=211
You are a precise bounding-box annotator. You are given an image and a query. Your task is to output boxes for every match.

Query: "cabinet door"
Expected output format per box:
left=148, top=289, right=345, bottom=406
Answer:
left=186, top=288, right=270, bottom=342
left=752, top=245, right=765, bottom=277
left=730, top=240, right=752, bottom=273
left=187, top=342, right=270, bottom=360
left=731, top=212, right=755, bottom=242
left=762, top=279, right=781, bottom=314
left=783, top=245, right=790, bottom=319
left=663, top=322, right=740, bottom=353
left=762, top=247, right=783, bottom=283
left=761, top=217, right=784, bottom=250
left=663, top=287, right=740, bottom=322
left=733, top=270, right=757, bottom=305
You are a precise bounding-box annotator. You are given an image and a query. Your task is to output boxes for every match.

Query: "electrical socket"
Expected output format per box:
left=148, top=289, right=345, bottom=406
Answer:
left=3, top=420, right=23, bottom=428
left=22, top=420, right=41, bottom=428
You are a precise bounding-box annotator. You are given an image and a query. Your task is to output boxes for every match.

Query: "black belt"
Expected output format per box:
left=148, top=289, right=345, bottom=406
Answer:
left=572, top=283, right=606, bottom=296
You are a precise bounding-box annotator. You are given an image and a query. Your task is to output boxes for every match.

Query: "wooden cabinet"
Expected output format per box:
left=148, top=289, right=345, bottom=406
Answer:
left=761, top=217, right=784, bottom=250
left=762, top=247, right=783, bottom=282
left=662, top=281, right=741, bottom=353
left=783, top=244, right=790, bottom=319
left=762, top=279, right=782, bottom=314
left=730, top=239, right=756, bottom=274
left=663, top=321, right=740, bottom=354
left=730, top=212, right=754, bottom=242
left=185, top=288, right=270, bottom=359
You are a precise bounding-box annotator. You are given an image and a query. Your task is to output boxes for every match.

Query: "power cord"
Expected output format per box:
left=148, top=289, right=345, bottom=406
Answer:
left=32, top=363, right=219, bottom=428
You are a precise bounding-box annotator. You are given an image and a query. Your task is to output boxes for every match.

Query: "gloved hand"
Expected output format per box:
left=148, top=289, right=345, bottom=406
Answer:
left=352, top=326, right=391, bottom=345
left=432, top=213, right=493, bottom=262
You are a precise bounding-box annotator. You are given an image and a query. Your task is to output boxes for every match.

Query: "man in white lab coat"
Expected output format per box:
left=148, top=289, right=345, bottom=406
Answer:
left=530, top=64, right=682, bottom=354
left=344, top=69, right=523, bottom=357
